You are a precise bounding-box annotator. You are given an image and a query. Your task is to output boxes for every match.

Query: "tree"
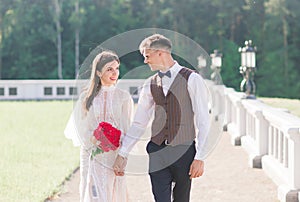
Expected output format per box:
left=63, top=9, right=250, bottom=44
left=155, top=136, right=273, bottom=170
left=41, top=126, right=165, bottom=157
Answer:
left=0, top=0, right=299, bottom=98
left=0, top=0, right=13, bottom=79
left=51, top=0, right=63, bottom=79
left=74, top=0, right=80, bottom=78
left=69, top=0, right=84, bottom=78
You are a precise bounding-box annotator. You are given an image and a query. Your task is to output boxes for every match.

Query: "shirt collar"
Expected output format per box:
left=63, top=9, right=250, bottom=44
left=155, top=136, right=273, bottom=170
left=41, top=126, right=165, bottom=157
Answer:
left=168, top=61, right=182, bottom=77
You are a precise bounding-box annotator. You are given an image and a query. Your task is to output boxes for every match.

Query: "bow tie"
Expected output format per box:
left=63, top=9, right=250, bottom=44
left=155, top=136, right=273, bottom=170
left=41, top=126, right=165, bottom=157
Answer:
left=158, top=70, right=171, bottom=78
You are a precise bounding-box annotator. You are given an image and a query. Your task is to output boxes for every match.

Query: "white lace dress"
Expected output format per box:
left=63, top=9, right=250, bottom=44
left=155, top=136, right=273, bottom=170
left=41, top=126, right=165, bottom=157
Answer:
left=65, top=85, right=134, bottom=202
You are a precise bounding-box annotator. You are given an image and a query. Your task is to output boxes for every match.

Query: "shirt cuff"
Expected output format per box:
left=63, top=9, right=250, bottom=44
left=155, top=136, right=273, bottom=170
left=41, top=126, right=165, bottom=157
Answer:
left=118, top=147, right=129, bottom=158
left=194, top=151, right=205, bottom=161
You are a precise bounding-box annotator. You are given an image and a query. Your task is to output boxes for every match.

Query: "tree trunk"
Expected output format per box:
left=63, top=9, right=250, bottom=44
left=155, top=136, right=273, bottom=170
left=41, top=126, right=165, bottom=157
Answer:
left=0, top=16, right=2, bottom=79
left=54, top=0, right=63, bottom=79
left=75, top=0, right=80, bottom=78
left=282, top=14, right=288, bottom=87
left=219, top=18, right=224, bottom=51
left=230, top=15, right=235, bottom=41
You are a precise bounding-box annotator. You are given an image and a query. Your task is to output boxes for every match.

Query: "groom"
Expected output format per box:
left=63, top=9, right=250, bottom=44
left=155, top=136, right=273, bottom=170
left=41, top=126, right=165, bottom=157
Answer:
left=113, top=33, right=210, bottom=202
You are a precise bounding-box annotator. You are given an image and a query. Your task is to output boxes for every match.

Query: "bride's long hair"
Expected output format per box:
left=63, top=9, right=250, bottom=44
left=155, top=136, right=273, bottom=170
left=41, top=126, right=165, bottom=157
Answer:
left=82, top=50, right=120, bottom=113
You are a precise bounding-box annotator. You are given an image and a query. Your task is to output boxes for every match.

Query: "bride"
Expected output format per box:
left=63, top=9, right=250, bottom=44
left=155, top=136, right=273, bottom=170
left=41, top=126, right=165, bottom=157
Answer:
left=64, top=50, right=134, bottom=202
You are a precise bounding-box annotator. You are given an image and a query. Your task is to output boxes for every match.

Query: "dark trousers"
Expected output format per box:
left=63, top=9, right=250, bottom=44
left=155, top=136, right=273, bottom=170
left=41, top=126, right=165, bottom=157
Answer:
left=146, top=141, right=196, bottom=202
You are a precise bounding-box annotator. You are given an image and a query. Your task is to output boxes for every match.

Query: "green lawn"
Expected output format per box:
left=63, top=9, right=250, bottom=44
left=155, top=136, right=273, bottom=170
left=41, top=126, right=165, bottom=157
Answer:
left=0, top=101, right=79, bottom=202
left=259, top=97, right=300, bottom=117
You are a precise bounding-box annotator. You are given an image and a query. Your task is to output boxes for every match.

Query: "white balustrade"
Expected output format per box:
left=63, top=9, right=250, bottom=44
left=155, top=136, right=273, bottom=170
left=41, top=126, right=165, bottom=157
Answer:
left=223, top=85, right=300, bottom=201
left=262, top=109, right=300, bottom=202
left=223, top=88, right=235, bottom=127
left=225, top=89, right=247, bottom=145
left=240, top=99, right=272, bottom=168
left=213, top=85, right=226, bottom=121
left=205, top=81, right=226, bottom=122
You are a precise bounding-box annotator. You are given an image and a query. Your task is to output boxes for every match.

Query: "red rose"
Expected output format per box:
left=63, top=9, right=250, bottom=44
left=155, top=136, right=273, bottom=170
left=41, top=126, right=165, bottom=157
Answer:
left=91, top=121, right=121, bottom=157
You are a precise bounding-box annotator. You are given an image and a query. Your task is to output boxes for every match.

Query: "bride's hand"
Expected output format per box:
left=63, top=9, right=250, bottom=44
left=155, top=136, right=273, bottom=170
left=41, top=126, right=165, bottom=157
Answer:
left=113, top=155, right=127, bottom=176
left=90, top=136, right=97, bottom=145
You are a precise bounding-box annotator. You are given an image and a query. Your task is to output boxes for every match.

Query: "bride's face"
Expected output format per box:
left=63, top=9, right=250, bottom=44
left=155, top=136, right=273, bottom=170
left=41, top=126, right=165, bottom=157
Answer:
left=97, top=60, right=120, bottom=86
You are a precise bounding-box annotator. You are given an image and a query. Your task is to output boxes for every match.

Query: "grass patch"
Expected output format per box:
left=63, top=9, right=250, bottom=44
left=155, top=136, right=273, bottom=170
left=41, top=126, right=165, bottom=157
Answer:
left=259, top=97, right=300, bottom=117
left=0, top=101, right=79, bottom=202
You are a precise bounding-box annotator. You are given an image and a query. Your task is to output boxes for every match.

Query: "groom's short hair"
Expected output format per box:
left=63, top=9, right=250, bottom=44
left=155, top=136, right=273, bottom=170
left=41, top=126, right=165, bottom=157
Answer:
left=139, top=34, right=172, bottom=54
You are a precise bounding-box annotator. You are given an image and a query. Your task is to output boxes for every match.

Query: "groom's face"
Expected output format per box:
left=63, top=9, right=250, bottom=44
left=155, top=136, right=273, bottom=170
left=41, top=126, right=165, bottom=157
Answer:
left=143, top=48, right=162, bottom=71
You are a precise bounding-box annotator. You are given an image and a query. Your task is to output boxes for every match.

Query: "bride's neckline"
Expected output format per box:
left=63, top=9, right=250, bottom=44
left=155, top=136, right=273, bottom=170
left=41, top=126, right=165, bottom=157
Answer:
left=101, top=85, right=115, bottom=91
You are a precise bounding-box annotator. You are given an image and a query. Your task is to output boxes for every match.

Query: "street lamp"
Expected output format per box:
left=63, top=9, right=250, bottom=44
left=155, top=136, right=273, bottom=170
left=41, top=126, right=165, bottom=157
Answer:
left=197, top=55, right=207, bottom=69
left=239, top=40, right=257, bottom=99
left=210, top=49, right=223, bottom=85
left=197, top=55, right=208, bottom=78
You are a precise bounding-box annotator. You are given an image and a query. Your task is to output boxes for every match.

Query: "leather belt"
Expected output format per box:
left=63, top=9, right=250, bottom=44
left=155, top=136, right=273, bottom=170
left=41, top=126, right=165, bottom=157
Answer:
left=163, top=140, right=195, bottom=146
left=164, top=139, right=171, bottom=146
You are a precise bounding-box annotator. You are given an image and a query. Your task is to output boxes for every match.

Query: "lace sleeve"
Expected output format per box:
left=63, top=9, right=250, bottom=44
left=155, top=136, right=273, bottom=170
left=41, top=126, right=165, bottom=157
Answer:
left=64, top=96, right=84, bottom=147
left=64, top=94, right=94, bottom=150
left=64, top=107, right=81, bottom=147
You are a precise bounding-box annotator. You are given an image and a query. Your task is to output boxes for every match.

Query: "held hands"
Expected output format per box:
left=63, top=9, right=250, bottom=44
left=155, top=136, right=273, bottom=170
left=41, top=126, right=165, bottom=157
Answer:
left=189, top=159, right=204, bottom=179
left=113, top=155, right=127, bottom=176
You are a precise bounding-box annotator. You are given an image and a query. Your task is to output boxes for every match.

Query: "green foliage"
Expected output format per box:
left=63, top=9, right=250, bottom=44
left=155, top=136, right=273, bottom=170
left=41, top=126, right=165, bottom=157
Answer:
left=220, top=39, right=241, bottom=89
left=0, top=0, right=300, bottom=98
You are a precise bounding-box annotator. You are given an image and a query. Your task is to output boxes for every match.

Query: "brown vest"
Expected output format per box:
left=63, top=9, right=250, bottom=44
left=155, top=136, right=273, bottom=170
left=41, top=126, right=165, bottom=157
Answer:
left=150, top=67, right=196, bottom=146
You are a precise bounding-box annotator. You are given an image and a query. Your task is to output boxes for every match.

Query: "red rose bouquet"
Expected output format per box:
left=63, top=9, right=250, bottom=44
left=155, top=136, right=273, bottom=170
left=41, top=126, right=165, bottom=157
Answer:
left=91, top=122, right=121, bottom=157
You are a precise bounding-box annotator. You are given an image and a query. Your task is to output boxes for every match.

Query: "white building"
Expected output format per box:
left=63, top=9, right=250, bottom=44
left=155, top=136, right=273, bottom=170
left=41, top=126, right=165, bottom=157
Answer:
left=0, top=79, right=145, bottom=102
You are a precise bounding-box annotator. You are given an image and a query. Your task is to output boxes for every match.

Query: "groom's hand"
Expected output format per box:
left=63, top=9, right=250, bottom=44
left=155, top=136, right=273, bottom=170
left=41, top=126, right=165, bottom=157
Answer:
left=189, top=159, right=204, bottom=179
left=113, top=155, right=127, bottom=176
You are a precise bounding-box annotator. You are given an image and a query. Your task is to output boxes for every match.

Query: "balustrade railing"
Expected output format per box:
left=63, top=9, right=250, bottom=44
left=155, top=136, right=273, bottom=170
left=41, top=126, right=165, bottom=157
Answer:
left=223, top=85, right=300, bottom=202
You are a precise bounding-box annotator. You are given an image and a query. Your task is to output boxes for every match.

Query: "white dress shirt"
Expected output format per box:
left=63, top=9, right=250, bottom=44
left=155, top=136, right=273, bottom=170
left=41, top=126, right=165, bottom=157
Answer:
left=119, top=61, right=210, bottom=160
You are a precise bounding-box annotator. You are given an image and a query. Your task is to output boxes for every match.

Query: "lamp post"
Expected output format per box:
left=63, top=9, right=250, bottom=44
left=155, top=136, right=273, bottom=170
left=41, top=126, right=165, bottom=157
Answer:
left=210, top=49, right=223, bottom=85
left=197, top=55, right=207, bottom=69
left=239, top=40, right=257, bottom=99
left=197, top=55, right=207, bottom=78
